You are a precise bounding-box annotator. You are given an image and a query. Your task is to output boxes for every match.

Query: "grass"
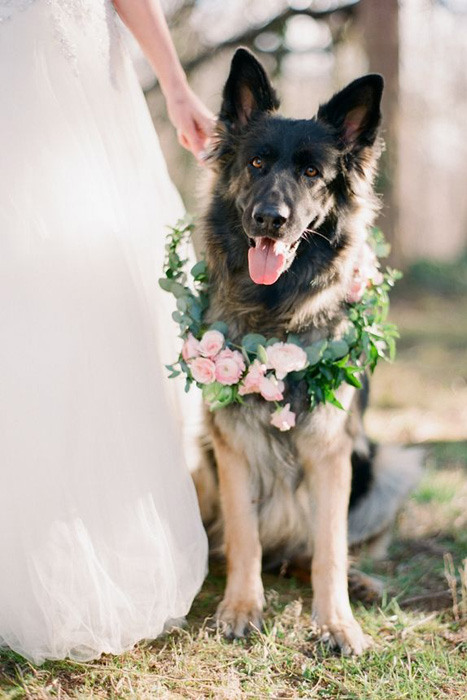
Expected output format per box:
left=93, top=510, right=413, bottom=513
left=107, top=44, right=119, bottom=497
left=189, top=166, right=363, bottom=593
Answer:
left=1, top=500, right=466, bottom=700
left=1, top=278, right=467, bottom=699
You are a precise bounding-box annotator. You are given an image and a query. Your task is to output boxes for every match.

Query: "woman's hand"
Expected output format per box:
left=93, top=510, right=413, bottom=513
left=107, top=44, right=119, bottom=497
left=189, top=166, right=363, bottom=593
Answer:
left=165, top=85, right=215, bottom=162
left=113, top=0, right=215, bottom=162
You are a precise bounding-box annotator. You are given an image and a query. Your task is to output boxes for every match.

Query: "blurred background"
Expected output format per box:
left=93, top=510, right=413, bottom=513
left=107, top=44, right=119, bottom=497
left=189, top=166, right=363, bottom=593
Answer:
left=134, top=0, right=467, bottom=447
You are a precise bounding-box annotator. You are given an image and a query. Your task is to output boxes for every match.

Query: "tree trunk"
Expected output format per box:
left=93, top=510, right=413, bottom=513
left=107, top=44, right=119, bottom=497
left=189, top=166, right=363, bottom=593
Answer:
left=357, top=0, right=401, bottom=266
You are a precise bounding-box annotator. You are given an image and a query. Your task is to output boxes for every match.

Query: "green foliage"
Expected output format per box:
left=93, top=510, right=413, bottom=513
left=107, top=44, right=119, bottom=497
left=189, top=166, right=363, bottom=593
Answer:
left=406, top=250, right=467, bottom=296
left=159, top=218, right=401, bottom=414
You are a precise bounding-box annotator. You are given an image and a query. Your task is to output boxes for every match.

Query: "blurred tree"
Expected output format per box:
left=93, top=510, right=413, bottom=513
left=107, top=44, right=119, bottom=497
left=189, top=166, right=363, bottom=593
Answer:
left=174, top=2, right=359, bottom=76
left=144, top=0, right=402, bottom=263
left=141, top=1, right=360, bottom=87
left=357, top=0, right=401, bottom=265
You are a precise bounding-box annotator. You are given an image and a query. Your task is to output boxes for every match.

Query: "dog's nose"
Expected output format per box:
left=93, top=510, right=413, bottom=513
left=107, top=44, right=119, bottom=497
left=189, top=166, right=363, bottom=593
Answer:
left=252, top=204, right=290, bottom=232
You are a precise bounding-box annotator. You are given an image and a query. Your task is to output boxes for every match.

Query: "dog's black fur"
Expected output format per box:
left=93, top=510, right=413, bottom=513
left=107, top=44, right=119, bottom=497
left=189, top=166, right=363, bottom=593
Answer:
left=194, top=49, right=421, bottom=654
left=204, top=49, right=383, bottom=335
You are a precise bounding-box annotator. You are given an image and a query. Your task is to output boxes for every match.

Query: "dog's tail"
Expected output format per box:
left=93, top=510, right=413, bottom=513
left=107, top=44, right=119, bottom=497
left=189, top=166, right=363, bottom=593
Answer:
left=348, top=443, right=424, bottom=558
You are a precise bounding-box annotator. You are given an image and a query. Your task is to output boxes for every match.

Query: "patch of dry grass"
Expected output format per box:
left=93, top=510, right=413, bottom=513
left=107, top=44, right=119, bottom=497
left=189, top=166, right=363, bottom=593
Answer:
left=1, top=439, right=466, bottom=700
left=366, top=293, right=467, bottom=442
left=1, top=289, right=466, bottom=699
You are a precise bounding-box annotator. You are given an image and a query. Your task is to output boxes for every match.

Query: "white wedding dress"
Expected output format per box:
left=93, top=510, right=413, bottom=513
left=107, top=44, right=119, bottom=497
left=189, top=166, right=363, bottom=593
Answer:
left=0, top=0, right=207, bottom=664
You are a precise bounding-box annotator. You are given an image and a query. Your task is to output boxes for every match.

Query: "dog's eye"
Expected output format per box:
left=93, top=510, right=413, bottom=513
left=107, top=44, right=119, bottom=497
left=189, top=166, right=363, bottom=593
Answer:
left=304, top=167, right=319, bottom=178
left=250, top=156, right=263, bottom=169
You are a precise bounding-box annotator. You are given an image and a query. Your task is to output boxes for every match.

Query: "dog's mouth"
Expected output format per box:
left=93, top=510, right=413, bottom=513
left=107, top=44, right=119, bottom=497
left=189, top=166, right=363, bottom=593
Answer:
left=247, top=236, right=301, bottom=286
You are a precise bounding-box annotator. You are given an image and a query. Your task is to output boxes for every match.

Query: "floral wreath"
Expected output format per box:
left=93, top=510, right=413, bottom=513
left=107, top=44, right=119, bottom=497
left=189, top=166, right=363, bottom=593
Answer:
left=159, top=218, right=401, bottom=431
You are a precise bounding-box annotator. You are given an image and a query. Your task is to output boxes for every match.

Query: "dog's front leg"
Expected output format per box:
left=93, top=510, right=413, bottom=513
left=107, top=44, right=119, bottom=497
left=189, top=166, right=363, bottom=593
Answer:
left=212, top=424, right=264, bottom=638
left=298, top=429, right=371, bottom=655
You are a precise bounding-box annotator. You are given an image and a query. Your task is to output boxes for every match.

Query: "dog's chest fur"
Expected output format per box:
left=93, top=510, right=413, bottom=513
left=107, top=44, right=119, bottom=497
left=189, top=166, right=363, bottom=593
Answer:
left=207, top=380, right=358, bottom=561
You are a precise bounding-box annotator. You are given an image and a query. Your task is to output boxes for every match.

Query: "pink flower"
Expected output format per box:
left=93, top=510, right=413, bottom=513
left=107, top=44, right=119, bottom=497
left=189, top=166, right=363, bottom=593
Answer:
left=270, top=403, right=296, bottom=431
left=347, top=242, right=383, bottom=302
left=199, top=330, right=225, bottom=358
left=370, top=269, right=384, bottom=286
left=182, top=333, right=201, bottom=362
left=266, top=342, right=308, bottom=380
left=259, top=375, right=285, bottom=401
left=190, top=357, right=216, bottom=384
left=346, top=272, right=366, bottom=303
left=238, top=360, right=266, bottom=395
left=214, top=348, right=245, bottom=385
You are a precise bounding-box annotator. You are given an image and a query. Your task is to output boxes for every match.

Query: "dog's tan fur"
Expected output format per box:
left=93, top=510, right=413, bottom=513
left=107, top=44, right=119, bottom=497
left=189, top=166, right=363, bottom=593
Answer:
left=295, top=388, right=370, bottom=654
left=211, top=422, right=264, bottom=637
left=201, top=373, right=376, bottom=652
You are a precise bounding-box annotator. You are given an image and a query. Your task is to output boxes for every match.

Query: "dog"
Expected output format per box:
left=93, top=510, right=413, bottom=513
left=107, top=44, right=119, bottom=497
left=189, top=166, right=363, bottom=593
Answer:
left=193, top=48, right=421, bottom=655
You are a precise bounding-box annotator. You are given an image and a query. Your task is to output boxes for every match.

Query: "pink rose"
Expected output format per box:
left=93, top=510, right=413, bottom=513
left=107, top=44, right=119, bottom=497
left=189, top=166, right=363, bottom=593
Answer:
left=199, top=330, right=225, bottom=358
left=270, top=403, right=296, bottom=431
left=346, top=272, right=366, bottom=303
left=238, top=359, right=266, bottom=395
left=259, top=375, right=285, bottom=401
left=190, top=357, right=216, bottom=384
left=182, top=333, right=201, bottom=362
left=370, top=269, right=384, bottom=286
left=215, top=348, right=245, bottom=385
left=266, top=342, right=308, bottom=380
left=347, top=243, right=382, bottom=302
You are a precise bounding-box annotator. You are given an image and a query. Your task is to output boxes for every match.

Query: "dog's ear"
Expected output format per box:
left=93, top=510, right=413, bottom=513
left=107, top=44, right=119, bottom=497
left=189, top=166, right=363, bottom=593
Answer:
left=220, top=48, right=279, bottom=128
left=317, top=74, right=384, bottom=151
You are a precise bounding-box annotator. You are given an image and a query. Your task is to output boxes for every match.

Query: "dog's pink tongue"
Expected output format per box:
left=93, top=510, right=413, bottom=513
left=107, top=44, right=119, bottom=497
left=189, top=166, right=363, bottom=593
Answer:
left=248, top=238, right=285, bottom=285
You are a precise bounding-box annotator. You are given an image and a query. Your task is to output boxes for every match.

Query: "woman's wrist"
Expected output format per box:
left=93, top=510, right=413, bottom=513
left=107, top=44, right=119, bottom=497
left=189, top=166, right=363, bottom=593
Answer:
left=158, top=64, right=189, bottom=102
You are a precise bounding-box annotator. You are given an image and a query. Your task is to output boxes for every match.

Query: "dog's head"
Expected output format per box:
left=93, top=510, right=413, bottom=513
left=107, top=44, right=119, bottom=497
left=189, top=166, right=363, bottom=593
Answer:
left=211, top=48, right=383, bottom=287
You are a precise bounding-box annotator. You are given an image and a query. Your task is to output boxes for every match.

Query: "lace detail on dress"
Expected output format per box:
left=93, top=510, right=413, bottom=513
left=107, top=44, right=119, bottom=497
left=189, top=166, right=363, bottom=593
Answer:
left=0, top=0, right=122, bottom=84
left=47, top=0, right=122, bottom=80
left=0, top=0, right=38, bottom=22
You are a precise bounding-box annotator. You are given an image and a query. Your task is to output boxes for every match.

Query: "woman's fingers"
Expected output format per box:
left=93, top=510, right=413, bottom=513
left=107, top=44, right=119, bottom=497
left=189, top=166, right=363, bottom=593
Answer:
left=167, top=88, right=216, bottom=161
left=177, top=129, right=190, bottom=150
left=177, top=117, right=212, bottom=161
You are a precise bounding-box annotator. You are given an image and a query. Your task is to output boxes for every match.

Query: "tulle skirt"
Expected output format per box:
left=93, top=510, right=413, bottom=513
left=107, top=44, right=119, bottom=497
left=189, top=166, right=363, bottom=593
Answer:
left=0, top=0, right=207, bottom=664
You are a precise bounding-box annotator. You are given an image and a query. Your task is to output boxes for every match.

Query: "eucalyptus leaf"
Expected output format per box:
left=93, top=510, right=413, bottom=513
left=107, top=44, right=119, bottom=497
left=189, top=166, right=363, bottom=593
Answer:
left=286, top=333, right=303, bottom=347
left=344, top=325, right=358, bottom=345
left=242, top=333, right=267, bottom=354
left=187, top=298, right=203, bottom=322
left=328, top=339, right=349, bottom=360
left=289, top=369, right=306, bottom=381
left=305, top=339, right=327, bottom=366
left=168, top=252, right=180, bottom=269
left=191, top=260, right=207, bottom=278
left=171, top=282, right=187, bottom=299
left=209, top=321, right=229, bottom=335
left=266, top=337, right=281, bottom=346
left=158, top=278, right=173, bottom=292
left=176, top=297, right=188, bottom=312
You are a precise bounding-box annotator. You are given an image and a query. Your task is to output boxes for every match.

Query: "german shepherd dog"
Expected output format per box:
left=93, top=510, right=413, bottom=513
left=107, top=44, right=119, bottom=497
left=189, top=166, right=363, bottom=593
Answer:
left=194, top=49, right=421, bottom=655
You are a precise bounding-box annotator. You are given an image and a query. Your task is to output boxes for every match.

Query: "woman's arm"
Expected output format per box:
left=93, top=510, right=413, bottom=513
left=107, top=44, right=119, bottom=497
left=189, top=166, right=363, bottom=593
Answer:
left=113, top=0, right=214, bottom=159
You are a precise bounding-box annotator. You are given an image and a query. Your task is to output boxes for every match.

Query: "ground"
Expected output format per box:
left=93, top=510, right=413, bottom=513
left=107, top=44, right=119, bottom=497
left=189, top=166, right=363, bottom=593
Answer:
left=1, top=272, right=466, bottom=699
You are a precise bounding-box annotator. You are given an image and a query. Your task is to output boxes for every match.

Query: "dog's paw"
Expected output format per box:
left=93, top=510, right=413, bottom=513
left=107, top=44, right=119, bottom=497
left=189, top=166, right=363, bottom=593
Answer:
left=314, top=615, right=372, bottom=656
left=215, top=598, right=263, bottom=639
left=348, top=568, right=384, bottom=604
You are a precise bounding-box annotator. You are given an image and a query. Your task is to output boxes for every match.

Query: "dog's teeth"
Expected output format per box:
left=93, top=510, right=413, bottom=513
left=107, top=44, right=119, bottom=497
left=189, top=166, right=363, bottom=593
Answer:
left=273, top=241, right=287, bottom=255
